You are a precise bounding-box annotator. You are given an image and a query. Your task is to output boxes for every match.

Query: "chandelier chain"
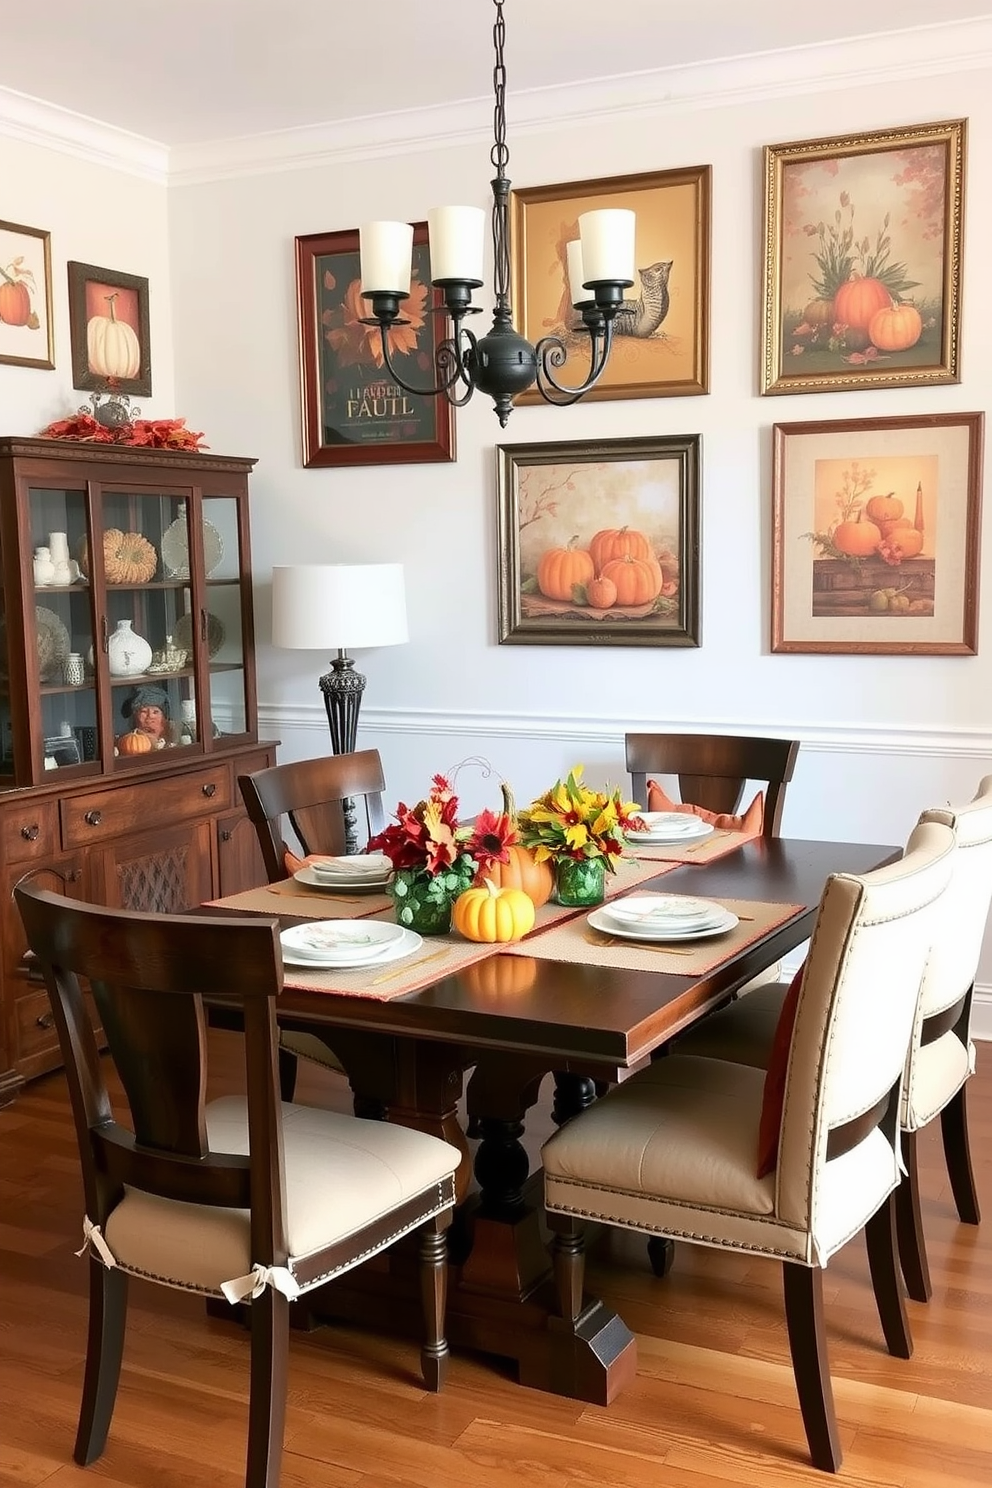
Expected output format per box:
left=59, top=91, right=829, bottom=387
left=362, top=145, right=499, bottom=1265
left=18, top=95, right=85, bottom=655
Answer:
left=490, top=0, right=508, bottom=178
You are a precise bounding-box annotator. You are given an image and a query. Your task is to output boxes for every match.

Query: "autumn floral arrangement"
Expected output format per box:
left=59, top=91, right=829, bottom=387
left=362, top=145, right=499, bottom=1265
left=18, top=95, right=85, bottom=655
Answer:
left=516, top=766, right=639, bottom=874
left=368, top=773, right=516, bottom=930
left=37, top=412, right=207, bottom=451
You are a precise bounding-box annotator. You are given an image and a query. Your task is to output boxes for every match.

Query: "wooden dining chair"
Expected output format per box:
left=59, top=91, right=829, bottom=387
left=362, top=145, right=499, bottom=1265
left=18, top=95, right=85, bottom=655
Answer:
left=541, top=819, right=955, bottom=1473
left=675, top=774, right=992, bottom=1304
left=625, top=732, right=800, bottom=836
left=14, top=880, right=459, bottom=1488
left=238, top=750, right=387, bottom=1099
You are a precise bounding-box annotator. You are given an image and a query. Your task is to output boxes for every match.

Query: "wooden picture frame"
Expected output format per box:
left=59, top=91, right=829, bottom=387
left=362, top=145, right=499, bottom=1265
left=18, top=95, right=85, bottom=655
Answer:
left=0, top=220, right=54, bottom=370
left=295, top=226, right=455, bottom=468
left=761, top=119, right=965, bottom=396
left=771, top=412, right=983, bottom=655
left=67, top=261, right=151, bottom=397
left=497, top=434, right=700, bottom=648
left=510, top=166, right=710, bottom=404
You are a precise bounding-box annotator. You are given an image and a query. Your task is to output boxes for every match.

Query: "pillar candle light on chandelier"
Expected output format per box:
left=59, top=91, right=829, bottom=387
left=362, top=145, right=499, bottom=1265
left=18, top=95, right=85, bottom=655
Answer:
left=271, top=564, right=408, bottom=756
left=357, top=0, right=637, bottom=427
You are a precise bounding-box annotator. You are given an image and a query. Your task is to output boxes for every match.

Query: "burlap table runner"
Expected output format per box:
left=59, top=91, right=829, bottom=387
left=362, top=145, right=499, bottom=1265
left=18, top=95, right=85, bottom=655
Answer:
left=502, top=897, right=804, bottom=978
left=625, top=825, right=760, bottom=866
left=206, top=878, right=393, bottom=918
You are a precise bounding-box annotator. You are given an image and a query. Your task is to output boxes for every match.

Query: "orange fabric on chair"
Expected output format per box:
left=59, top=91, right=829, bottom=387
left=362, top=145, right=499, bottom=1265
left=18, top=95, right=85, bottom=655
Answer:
left=646, top=781, right=765, bottom=835
left=755, top=959, right=806, bottom=1178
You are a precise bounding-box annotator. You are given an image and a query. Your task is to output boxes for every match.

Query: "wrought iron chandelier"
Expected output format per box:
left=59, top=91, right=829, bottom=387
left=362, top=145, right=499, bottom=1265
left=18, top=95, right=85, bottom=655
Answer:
left=358, top=0, right=635, bottom=427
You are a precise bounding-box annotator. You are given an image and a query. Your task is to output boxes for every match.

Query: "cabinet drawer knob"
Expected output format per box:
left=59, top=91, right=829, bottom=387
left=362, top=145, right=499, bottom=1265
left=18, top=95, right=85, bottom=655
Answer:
left=84, top=809, right=102, bottom=827
left=36, top=1011, right=55, bottom=1030
left=20, top=824, right=40, bottom=841
left=220, top=828, right=232, bottom=842
left=202, top=782, right=217, bottom=798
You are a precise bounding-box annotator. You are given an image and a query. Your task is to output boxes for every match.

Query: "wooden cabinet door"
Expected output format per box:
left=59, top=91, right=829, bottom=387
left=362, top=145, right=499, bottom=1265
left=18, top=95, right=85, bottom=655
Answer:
left=216, top=809, right=267, bottom=897
left=1, top=856, right=87, bottom=1085
left=89, top=819, right=215, bottom=914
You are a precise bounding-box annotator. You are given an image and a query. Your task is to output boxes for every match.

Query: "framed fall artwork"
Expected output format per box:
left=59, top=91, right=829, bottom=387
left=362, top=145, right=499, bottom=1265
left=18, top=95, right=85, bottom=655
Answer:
left=510, top=166, right=710, bottom=403
left=771, top=412, right=983, bottom=655
left=496, top=434, right=700, bottom=648
left=67, top=261, right=151, bottom=396
left=295, top=225, right=455, bottom=467
left=0, top=220, right=54, bottom=370
left=761, top=119, right=965, bottom=395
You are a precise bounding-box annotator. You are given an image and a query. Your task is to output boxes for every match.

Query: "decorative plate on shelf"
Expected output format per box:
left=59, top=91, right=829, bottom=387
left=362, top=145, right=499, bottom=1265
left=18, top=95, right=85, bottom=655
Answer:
left=173, top=609, right=225, bottom=658
left=35, top=606, right=72, bottom=681
left=160, top=516, right=224, bottom=580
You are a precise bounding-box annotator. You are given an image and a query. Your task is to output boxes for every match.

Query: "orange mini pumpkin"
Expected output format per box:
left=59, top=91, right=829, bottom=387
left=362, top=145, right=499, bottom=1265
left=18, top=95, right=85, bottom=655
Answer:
left=536, top=540, right=594, bottom=603
left=586, top=575, right=618, bottom=610
left=868, top=303, right=922, bottom=353
left=117, top=730, right=153, bottom=755
left=833, top=512, right=882, bottom=558
left=865, top=494, right=903, bottom=525
left=600, top=555, right=663, bottom=606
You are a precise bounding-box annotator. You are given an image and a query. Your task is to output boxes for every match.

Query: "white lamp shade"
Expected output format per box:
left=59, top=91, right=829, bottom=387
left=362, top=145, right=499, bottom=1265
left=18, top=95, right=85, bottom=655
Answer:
left=427, top=206, right=486, bottom=283
left=359, top=221, right=414, bottom=295
left=578, top=208, right=636, bottom=285
left=565, top=239, right=589, bottom=307
left=272, top=564, right=408, bottom=651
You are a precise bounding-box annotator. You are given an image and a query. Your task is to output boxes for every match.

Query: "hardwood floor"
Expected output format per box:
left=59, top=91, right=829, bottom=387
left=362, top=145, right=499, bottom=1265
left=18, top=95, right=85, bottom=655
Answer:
left=1, top=1033, right=989, bottom=1488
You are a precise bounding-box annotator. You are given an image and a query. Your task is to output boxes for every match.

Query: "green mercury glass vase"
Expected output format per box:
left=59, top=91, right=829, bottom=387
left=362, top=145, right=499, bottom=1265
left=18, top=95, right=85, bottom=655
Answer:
left=391, top=866, right=459, bottom=935
left=554, top=855, right=606, bottom=908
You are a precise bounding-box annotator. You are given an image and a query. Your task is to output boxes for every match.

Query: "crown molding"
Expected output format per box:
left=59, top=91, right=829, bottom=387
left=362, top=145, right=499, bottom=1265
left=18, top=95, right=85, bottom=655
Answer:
left=170, top=16, right=992, bottom=185
left=4, top=18, right=987, bottom=186
left=0, top=82, right=167, bottom=182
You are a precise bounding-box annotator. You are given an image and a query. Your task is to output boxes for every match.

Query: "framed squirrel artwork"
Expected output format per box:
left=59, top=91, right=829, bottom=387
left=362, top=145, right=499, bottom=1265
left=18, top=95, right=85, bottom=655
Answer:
left=509, top=166, right=711, bottom=404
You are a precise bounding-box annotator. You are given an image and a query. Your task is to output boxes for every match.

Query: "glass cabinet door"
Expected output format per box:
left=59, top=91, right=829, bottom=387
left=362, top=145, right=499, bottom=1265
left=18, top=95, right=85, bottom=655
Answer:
left=201, top=493, right=250, bottom=740
left=96, top=487, right=201, bottom=765
left=26, top=481, right=101, bottom=775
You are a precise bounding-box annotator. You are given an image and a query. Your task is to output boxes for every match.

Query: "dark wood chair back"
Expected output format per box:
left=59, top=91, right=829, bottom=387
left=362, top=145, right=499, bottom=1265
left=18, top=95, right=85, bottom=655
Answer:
left=625, top=733, right=800, bottom=837
left=13, top=880, right=285, bottom=1251
left=238, top=749, right=386, bottom=880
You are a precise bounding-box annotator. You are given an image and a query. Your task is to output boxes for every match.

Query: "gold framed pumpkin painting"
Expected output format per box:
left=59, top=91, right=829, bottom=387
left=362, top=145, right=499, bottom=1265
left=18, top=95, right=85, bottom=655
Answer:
left=496, top=435, right=700, bottom=648
left=67, top=260, right=151, bottom=397
left=761, top=119, right=965, bottom=396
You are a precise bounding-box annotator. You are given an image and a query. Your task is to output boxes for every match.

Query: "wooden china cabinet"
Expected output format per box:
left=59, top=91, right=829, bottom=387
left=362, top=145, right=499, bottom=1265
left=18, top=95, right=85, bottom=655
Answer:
left=0, top=437, right=277, bottom=1102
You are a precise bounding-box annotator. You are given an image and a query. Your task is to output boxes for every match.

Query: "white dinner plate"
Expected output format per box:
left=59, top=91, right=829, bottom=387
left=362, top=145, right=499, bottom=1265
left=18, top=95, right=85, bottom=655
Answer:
left=588, top=905, right=738, bottom=943
left=627, top=812, right=715, bottom=844
left=280, top=923, right=420, bottom=970
left=294, top=864, right=392, bottom=892
left=604, top=893, right=728, bottom=929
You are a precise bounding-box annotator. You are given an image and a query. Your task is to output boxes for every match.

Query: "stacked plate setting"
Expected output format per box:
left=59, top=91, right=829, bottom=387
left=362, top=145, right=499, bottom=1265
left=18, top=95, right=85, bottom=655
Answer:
left=627, top=811, right=715, bottom=845
left=588, top=893, right=738, bottom=943
left=279, top=919, right=421, bottom=970
left=294, top=853, right=392, bottom=892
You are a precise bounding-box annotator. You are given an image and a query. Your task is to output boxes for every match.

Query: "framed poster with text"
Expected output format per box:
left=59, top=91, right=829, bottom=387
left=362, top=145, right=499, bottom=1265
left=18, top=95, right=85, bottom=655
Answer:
left=295, top=225, right=455, bottom=467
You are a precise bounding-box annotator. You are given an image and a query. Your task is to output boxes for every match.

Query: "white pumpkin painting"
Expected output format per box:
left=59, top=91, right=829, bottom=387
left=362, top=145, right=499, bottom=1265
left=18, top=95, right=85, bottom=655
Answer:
left=87, top=291, right=140, bottom=379
left=68, top=261, right=150, bottom=395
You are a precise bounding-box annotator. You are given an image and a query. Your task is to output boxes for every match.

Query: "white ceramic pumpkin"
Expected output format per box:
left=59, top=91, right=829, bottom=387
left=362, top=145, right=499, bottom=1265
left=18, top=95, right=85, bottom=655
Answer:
left=87, top=293, right=141, bottom=380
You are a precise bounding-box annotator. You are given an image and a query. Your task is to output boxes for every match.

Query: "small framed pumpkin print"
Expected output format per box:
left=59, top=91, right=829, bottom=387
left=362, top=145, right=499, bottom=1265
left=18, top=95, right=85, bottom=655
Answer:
left=496, top=434, right=700, bottom=648
left=761, top=119, right=965, bottom=396
left=67, top=260, right=151, bottom=397
left=0, top=220, right=54, bottom=370
left=771, top=412, right=983, bottom=655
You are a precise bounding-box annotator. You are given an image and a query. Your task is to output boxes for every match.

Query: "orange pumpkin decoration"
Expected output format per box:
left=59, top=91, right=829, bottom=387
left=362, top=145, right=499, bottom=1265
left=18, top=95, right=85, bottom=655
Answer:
left=868, top=303, right=922, bottom=353
left=117, top=730, right=153, bottom=756
left=589, top=525, right=653, bottom=571
left=883, top=529, right=924, bottom=560
left=600, top=555, right=663, bottom=606
left=866, top=494, right=903, bottom=525
left=475, top=783, right=555, bottom=908
left=833, top=275, right=892, bottom=332
left=586, top=575, right=617, bottom=610
left=0, top=279, right=31, bottom=327
left=833, top=511, right=882, bottom=558
left=536, top=539, right=594, bottom=603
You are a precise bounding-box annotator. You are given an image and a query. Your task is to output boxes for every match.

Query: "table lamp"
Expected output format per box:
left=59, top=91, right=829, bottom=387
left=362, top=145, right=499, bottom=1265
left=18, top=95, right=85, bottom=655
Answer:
left=271, top=563, right=408, bottom=754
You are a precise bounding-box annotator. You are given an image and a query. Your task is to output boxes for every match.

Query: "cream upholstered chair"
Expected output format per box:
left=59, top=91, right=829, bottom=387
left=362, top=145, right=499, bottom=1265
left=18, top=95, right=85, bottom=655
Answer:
left=15, top=881, right=459, bottom=1488
left=541, top=820, right=954, bottom=1473
left=677, top=775, right=992, bottom=1303
left=239, top=750, right=387, bottom=1101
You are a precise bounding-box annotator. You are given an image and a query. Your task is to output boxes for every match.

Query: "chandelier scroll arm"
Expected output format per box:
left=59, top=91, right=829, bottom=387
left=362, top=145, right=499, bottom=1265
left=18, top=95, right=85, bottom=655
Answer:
left=364, top=319, right=480, bottom=404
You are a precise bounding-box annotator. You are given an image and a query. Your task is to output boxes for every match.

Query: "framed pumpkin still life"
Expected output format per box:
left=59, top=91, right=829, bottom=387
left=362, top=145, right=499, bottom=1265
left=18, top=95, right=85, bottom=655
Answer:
left=496, top=434, right=700, bottom=648
left=67, top=261, right=151, bottom=397
left=761, top=118, right=965, bottom=396
left=771, top=412, right=983, bottom=656
left=0, top=219, right=55, bottom=370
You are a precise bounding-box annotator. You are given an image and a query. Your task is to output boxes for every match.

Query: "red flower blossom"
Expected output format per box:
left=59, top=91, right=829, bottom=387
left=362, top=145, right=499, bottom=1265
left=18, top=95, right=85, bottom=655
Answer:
left=465, top=809, right=517, bottom=871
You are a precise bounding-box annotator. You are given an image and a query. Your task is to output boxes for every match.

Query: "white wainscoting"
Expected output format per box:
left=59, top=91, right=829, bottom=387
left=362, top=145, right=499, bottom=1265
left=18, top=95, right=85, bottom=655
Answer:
left=258, top=704, right=992, bottom=1038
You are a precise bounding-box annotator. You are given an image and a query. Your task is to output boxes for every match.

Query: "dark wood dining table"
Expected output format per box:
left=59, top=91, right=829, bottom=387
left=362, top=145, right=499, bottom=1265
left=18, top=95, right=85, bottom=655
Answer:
left=210, top=835, right=896, bottom=1404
